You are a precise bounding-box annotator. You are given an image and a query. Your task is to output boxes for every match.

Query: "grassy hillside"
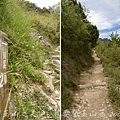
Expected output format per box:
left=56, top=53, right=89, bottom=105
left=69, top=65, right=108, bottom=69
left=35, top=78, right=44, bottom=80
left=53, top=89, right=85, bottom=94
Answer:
left=96, top=33, right=120, bottom=119
left=0, top=0, right=60, bottom=119
left=61, top=0, right=99, bottom=111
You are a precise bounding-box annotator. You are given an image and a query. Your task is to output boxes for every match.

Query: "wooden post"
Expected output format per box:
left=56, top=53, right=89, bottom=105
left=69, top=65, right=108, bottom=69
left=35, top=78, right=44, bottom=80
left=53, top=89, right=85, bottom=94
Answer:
left=0, top=31, right=9, bottom=119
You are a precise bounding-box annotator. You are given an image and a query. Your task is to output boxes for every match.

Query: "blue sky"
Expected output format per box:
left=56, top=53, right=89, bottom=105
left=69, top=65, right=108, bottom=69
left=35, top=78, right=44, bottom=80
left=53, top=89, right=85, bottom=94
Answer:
left=79, top=0, right=120, bottom=38
left=27, top=0, right=60, bottom=8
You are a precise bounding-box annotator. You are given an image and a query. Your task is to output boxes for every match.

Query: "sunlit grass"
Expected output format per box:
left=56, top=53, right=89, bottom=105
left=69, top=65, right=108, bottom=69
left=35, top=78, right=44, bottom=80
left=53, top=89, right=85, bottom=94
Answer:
left=0, top=0, right=60, bottom=119
left=96, top=41, right=120, bottom=119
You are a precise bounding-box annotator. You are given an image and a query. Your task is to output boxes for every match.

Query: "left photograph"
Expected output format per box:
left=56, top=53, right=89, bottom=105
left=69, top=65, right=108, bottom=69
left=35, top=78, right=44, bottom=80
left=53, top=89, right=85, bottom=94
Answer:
left=0, top=0, right=60, bottom=120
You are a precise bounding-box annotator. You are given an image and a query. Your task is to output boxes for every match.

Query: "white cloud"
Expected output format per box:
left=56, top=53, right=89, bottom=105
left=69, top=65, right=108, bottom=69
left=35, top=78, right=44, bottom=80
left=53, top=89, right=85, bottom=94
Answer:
left=100, top=29, right=120, bottom=38
left=89, top=11, right=114, bottom=30
left=26, top=0, right=60, bottom=8
left=79, top=0, right=120, bottom=38
left=116, top=17, right=120, bottom=24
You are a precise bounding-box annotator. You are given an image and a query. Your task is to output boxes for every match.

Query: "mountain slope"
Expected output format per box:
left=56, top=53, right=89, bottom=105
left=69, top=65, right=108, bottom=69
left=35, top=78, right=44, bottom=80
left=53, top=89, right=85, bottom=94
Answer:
left=61, top=0, right=99, bottom=112
left=0, top=0, right=60, bottom=119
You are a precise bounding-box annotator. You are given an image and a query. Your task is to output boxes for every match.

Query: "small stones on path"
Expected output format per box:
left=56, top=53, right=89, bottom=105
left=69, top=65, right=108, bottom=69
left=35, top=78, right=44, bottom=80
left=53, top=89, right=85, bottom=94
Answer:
left=78, top=83, right=107, bottom=89
left=44, top=76, right=54, bottom=91
left=81, top=72, right=90, bottom=76
left=62, top=51, right=115, bottom=120
left=55, top=68, right=60, bottom=74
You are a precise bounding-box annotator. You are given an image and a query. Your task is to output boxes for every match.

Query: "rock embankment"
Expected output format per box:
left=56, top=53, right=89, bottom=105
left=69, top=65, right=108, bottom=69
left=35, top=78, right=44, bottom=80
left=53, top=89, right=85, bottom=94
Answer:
left=42, top=45, right=60, bottom=113
left=31, top=29, right=60, bottom=114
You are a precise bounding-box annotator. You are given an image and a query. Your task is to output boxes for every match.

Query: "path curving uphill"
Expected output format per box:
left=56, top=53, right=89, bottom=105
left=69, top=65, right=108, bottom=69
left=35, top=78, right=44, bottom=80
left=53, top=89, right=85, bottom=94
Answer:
left=62, top=50, right=115, bottom=120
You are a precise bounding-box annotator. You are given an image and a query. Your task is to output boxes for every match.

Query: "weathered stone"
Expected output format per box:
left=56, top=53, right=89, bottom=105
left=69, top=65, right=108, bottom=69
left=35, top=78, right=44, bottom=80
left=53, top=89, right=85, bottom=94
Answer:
left=52, top=60, right=60, bottom=68
left=56, top=46, right=60, bottom=51
left=31, top=29, right=52, bottom=48
left=49, top=52, right=56, bottom=56
left=55, top=68, right=60, bottom=73
left=53, top=80, right=60, bottom=85
left=81, top=72, right=90, bottom=76
left=40, top=89, right=58, bottom=109
left=39, top=38, right=51, bottom=48
left=51, top=55, right=60, bottom=60
left=8, top=101, right=17, bottom=117
left=43, top=70, right=52, bottom=75
left=100, top=109, right=105, bottom=112
left=55, top=90, right=59, bottom=95
left=44, top=76, right=54, bottom=91
left=62, top=109, right=71, bottom=117
left=43, top=59, right=50, bottom=66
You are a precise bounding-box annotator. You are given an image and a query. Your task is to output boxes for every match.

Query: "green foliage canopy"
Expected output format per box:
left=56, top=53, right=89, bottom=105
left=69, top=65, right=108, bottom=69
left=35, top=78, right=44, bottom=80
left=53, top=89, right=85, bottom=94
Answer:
left=62, top=0, right=99, bottom=111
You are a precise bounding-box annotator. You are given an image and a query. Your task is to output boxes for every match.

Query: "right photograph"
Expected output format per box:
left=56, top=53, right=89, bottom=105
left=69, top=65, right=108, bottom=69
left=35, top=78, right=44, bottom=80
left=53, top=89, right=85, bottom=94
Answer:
left=61, top=0, right=120, bottom=120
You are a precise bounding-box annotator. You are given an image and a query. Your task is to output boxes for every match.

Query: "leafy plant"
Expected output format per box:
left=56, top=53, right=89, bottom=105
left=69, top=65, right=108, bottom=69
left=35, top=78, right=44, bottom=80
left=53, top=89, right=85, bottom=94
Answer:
left=96, top=35, right=120, bottom=119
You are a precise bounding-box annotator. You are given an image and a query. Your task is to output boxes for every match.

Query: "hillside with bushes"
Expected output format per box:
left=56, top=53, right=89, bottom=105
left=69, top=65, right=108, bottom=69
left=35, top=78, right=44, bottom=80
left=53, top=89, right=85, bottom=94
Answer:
left=61, top=0, right=99, bottom=111
left=96, top=32, right=120, bottom=119
left=0, top=0, right=60, bottom=119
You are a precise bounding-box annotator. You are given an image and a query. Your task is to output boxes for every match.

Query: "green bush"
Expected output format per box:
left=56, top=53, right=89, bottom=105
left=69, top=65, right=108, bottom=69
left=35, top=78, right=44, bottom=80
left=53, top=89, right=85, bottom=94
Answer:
left=96, top=39, right=120, bottom=119
left=61, top=0, right=99, bottom=111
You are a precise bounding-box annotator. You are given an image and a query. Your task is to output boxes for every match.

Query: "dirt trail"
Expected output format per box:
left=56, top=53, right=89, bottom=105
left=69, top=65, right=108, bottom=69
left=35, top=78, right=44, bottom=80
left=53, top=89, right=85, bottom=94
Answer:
left=62, top=50, right=116, bottom=120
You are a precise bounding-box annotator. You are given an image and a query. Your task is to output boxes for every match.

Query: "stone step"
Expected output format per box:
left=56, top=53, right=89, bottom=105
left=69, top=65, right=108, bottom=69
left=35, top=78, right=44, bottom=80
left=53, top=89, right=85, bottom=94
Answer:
left=43, top=70, right=53, bottom=75
left=51, top=55, right=60, bottom=60
left=52, top=60, right=60, bottom=68
left=78, top=82, right=107, bottom=89
left=55, top=68, right=60, bottom=73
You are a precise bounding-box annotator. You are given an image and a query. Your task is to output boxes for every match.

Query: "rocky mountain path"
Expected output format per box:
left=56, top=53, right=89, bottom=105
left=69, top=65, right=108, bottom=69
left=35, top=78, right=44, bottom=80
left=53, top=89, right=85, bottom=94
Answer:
left=62, top=50, right=116, bottom=120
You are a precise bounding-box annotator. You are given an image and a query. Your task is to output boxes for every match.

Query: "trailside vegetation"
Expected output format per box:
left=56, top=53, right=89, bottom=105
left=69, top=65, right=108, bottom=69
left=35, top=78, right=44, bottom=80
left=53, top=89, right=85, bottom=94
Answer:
left=0, top=0, right=60, bottom=119
left=96, top=32, right=120, bottom=119
left=61, top=0, right=99, bottom=111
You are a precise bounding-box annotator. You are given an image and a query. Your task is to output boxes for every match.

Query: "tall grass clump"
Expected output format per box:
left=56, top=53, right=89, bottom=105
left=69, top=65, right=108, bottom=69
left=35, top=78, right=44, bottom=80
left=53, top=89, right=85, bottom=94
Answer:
left=96, top=32, right=120, bottom=119
left=0, top=0, right=48, bottom=84
left=0, top=0, right=60, bottom=119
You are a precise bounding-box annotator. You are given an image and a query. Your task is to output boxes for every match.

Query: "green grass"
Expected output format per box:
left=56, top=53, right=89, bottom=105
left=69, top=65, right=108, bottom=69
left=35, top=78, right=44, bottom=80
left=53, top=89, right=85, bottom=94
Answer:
left=0, top=0, right=60, bottom=119
left=12, top=91, right=59, bottom=120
